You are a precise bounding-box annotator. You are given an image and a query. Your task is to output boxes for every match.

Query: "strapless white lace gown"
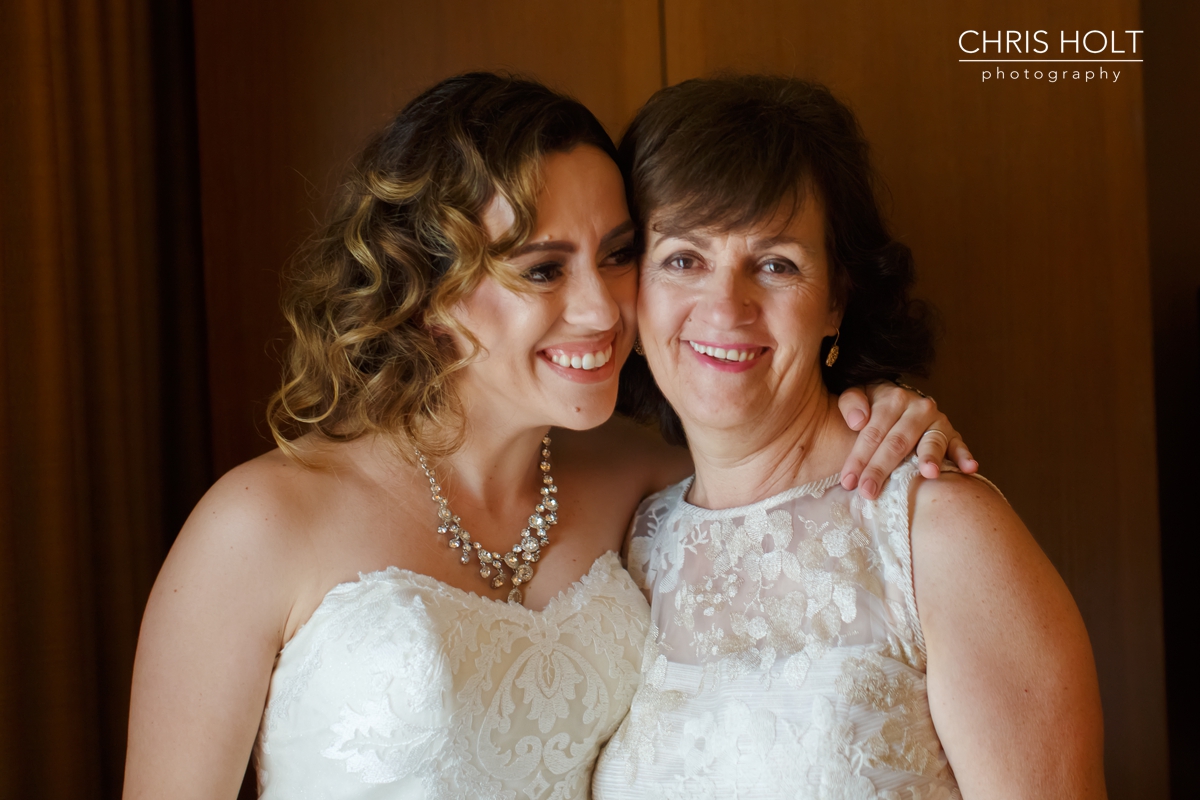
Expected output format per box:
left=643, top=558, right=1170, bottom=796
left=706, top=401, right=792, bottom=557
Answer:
left=255, top=551, right=650, bottom=799
left=593, top=458, right=961, bottom=799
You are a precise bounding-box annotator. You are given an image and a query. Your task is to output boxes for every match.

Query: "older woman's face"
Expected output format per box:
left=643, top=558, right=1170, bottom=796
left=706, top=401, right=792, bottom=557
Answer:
left=638, top=196, right=840, bottom=435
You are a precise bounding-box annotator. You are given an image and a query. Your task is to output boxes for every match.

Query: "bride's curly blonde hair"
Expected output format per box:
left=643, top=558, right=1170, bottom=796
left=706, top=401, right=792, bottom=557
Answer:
left=268, top=73, right=617, bottom=462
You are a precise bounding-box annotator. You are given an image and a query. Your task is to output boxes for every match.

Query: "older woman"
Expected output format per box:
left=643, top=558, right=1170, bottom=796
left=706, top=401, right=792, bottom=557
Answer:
left=593, top=76, right=1105, bottom=799
left=124, top=73, right=967, bottom=799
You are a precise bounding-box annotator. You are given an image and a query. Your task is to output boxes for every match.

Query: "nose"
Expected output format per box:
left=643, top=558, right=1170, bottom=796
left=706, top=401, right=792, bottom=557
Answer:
left=562, top=260, right=621, bottom=330
left=696, top=265, right=758, bottom=329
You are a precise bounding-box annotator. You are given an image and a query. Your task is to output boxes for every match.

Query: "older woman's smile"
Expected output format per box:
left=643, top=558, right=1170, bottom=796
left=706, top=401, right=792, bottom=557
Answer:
left=684, top=340, right=767, bottom=370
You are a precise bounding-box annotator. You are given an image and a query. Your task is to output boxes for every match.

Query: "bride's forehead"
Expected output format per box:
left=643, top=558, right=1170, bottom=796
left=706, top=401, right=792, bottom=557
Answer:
left=481, top=194, right=517, bottom=241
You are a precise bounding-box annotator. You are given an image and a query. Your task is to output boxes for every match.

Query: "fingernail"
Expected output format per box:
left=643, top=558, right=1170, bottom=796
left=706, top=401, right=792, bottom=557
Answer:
left=847, top=410, right=865, bottom=429
left=842, top=473, right=858, bottom=489
left=860, top=478, right=877, bottom=497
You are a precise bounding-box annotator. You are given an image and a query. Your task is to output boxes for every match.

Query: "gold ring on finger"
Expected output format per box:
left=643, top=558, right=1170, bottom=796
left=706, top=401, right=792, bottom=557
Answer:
left=919, top=430, right=951, bottom=449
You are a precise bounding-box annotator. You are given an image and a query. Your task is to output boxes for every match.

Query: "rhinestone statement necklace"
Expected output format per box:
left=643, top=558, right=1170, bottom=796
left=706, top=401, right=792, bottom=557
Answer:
left=415, top=434, right=559, bottom=604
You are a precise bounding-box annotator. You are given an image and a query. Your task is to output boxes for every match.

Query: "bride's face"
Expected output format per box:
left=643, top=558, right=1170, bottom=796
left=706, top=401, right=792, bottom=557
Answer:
left=448, top=145, right=638, bottom=433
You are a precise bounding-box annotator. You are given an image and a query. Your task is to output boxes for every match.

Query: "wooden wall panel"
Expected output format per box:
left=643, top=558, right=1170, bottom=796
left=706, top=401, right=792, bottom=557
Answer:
left=193, top=0, right=662, bottom=476
left=1142, top=1, right=1200, bottom=796
left=661, top=1, right=1165, bottom=796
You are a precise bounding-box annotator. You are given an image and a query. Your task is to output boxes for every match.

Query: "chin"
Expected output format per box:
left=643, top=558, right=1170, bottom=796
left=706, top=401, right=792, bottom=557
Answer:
left=549, top=390, right=618, bottom=431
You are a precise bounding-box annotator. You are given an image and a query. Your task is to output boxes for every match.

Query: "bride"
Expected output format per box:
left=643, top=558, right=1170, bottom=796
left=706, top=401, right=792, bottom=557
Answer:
left=122, top=72, right=970, bottom=798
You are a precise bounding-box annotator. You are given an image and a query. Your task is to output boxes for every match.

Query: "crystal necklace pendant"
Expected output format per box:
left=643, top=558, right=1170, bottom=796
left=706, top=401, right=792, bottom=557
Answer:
left=416, top=435, right=559, bottom=604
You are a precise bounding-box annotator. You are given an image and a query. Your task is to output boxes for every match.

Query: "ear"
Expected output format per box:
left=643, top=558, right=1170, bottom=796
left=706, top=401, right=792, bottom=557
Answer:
left=824, top=306, right=843, bottom=338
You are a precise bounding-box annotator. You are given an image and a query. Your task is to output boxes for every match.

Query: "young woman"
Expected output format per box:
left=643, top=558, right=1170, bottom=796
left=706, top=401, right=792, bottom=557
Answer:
left=123, top=73, right=971, bottom=799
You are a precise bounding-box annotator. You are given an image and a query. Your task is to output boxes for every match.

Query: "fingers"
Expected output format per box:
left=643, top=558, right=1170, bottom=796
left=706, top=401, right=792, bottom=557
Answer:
left=855, top=398, right=940, bottom=498
left=837, top=386, right=870, bottom=431
left=947, top=434, right=979, bottom=474
left=839, top=385, right=911, bottom=492
left=916, top=425, right=951, bottom=480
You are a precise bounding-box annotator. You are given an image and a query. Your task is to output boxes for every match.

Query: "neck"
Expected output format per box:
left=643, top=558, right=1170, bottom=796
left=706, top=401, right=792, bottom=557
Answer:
left=351, top=409, right=550, bottom=549
left=684, top=379, right=852, bottom=509
left=436, top=419, right=550, bottom=511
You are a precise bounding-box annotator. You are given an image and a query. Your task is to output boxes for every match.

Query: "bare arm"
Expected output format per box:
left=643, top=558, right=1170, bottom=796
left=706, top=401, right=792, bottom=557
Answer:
left=912, top=474, right=1106, bottom=799
left=123, top=463, right=304, bottom=799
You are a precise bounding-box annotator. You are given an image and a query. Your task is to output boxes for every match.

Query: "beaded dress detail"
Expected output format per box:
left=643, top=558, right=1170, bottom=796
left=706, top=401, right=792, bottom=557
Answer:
left=592, top=458, right=961, bottom=800
left=255, top=551, right=649, bottom=799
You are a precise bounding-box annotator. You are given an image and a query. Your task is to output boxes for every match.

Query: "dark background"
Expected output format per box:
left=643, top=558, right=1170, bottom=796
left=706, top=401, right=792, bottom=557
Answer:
left=1, top=0, right=1195, bottom=797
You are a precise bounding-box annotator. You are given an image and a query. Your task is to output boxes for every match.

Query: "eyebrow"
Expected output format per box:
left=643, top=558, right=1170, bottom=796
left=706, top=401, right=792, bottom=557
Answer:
left=655, top=230, right=818, bottom=256
left=508, top=220, right=635, bottom=258
left=753, top=233, right=819, bottom=255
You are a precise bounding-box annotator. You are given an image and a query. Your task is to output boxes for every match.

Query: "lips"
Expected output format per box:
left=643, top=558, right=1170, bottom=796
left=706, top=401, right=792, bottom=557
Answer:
left=687, top=340, right=764, bottom=363
left=542, top=344, right=614, bottom=371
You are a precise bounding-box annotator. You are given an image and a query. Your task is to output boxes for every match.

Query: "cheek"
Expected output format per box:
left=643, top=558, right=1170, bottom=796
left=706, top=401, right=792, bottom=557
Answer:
left=636, top=279, right=684, bottom=340
left=611, top=270, right=639, bottom=319
left=452, top=283, right=552, bottom=362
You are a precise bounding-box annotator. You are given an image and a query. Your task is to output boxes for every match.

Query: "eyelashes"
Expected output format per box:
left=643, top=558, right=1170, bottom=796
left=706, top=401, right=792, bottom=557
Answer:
left=521, top=263, right=563, bottom=284
left=658, top=252, right=800, bottom=275
left=521, top=242, right=639, bottom=284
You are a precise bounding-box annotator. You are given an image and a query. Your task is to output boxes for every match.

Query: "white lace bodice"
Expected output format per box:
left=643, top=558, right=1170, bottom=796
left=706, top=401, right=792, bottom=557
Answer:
left=593, top=458, right=960, bottom=800
left=255, top=551, right=650, bottom=799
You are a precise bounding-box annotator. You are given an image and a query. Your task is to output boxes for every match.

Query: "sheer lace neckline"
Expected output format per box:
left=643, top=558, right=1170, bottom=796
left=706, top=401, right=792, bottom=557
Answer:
left=676, top=471, right=843, bottom=519
left=283, top=550, right=623, bottom=652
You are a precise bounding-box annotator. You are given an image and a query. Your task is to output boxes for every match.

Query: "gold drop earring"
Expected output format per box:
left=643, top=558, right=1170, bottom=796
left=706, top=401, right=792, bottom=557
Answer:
left=824, top=329, right=840, bottom=367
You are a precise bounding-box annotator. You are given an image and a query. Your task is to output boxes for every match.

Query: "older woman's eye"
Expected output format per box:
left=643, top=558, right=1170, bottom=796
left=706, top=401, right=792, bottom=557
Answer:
left=664, top=254, right=699, bottom=271
left=762, top=259, right=799, bottom=275
left=522, top=263, right=563, bottom=283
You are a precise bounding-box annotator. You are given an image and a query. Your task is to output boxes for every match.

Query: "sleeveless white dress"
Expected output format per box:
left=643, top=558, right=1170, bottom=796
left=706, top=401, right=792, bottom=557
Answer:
left=255, top=551, right=650, bottom=799
left=592, top=458, right=962, bottom=799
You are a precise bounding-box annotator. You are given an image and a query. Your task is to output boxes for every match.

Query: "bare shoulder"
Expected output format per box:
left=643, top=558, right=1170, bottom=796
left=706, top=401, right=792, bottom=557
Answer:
left=909, top=472, right=1105, bottom=798
left=910, top=472, right=1017, bottom=553
left=909, top=471, right=1069, bottom=636
left=178, top=449, right=317, bottom=567
left=150, top=447, right=330, bottom=644
left=555, top=415, right=692, bottom=495
left=127, top=449, right=332, bottom=797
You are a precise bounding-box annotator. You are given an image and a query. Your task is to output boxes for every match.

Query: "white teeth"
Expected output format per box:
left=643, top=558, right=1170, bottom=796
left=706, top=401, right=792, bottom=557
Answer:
left=547, top=345, right=612, bottom=371
left=688, top=341, right=760, bottom=362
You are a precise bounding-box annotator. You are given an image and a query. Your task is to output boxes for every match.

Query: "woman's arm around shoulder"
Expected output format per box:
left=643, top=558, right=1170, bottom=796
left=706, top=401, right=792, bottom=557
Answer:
left=124, top=452, right=314, bottom=799
left=912, top=473, right=1106, bottom=800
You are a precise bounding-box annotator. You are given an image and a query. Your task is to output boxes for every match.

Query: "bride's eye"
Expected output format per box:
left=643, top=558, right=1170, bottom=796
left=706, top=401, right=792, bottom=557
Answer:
left=602, top=245, right=638, bottom=269
left=522, top=263, right=563, bottom=284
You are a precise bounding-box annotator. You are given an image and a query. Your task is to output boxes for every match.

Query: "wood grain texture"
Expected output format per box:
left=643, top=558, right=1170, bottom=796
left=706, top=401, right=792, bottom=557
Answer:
left=193, top=0, right=662, bottom=477
left=1141, top=0, right=1200, bottom=794
left=661, top=1, right=1165, bottom=796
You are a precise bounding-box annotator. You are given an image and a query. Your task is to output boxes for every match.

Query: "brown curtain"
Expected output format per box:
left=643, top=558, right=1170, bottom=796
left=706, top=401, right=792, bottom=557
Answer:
left=0, top=0, right=210, bottom=796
